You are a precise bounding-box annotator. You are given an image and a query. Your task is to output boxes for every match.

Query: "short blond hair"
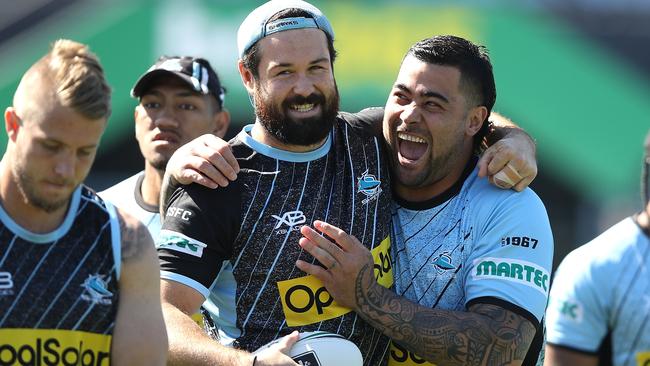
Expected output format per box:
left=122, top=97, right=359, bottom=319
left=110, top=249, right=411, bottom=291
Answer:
left=35, top=39, right=112, bottom=119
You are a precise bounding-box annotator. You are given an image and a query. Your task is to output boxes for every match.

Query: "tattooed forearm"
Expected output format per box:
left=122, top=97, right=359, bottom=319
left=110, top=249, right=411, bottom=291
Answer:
left=118, top=214, right=152, bottom=262
left=353, top=264, right=536, bottom=366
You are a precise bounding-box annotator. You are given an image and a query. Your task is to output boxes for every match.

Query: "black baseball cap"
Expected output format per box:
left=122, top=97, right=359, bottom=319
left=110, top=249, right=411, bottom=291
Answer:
left=131, top=56, right=225, bottom=108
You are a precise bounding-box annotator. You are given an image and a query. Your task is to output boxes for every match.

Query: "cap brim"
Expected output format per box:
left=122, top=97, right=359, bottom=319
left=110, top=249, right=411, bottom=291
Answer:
left=130, top=69, right=199, bottom=98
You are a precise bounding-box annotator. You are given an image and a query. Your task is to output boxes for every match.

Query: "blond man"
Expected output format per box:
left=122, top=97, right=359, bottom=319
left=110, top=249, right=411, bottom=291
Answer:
left=0, top=40, right=167, bottom=365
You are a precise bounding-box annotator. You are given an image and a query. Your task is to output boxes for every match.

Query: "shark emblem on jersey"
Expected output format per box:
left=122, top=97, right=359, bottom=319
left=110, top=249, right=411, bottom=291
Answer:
left=433, top=252, right=456, bottom=274
left=357, top=170, right=382, bottom=204
left=81, top=274, right=113, bottom=305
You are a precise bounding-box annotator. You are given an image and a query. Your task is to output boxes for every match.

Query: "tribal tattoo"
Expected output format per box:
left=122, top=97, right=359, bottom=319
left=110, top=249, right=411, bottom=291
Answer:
left=353, top=263, right=536, bottom=365
left=118, top=214, right=150, bottom=263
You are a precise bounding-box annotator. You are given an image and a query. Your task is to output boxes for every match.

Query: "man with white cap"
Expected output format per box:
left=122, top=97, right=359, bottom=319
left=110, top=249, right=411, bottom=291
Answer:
left=158, top=2, right=394, bottom=365
left=157, top=1, right=538, bottom=366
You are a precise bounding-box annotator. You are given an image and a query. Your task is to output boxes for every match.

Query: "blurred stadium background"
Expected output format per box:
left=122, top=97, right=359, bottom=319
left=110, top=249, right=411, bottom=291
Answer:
left=0, top=0, right=648, bottom=268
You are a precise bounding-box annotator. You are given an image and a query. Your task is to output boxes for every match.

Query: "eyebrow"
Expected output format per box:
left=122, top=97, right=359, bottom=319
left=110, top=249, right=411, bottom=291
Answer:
left=38, top=137, right=98, bottom=150
left=394, top=83, right=449, bottom=104
left=269, top=57, right=331, bottom=70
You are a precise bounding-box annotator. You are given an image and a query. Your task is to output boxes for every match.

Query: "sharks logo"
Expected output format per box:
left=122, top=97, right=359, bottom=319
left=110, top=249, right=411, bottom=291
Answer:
left=80, top=274, right=113, bottom=305
left=433, top=252, right=456, bottom=274
left=357, top=170, right=382, bottom=204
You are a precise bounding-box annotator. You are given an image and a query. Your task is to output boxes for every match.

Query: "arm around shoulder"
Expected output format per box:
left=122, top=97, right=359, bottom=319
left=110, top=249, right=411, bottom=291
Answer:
left=112, top=209, right=168, bottom=366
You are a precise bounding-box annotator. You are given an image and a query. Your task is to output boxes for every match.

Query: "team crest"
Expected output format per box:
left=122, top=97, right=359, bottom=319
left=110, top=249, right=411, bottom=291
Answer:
left=433, top=252, right=456, bottom=274
left=357, top=170, right=382, bottom=204
left=80, top=274, right=113, bottom=305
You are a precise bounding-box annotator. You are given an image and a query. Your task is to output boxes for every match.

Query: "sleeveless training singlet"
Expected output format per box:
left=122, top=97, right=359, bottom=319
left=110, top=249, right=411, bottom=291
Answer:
left=0, top=186, right=121, bottom=366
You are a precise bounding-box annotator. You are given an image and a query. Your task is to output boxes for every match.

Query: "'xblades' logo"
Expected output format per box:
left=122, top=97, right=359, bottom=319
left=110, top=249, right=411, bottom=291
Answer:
left=272, top=210, right=306, bottom=235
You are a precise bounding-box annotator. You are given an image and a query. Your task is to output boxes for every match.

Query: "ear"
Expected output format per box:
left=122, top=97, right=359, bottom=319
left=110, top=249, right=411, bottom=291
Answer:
left=212, top=109, right=231, bottom=138
left=5, top=107, right=21, bottom=142
left=133, top=106, right=139, bottom=126
left=238, top=60, right=256, bottom=95
left=466, top=106, right=488, bottom=137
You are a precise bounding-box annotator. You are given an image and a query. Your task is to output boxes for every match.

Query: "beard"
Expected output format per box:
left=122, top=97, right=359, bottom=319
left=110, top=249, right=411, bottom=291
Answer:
left=12, top=162, right=73, bottom=213
left=254, top=85, right=340, bottom=146
left=148, top=154, right=169, bottom=172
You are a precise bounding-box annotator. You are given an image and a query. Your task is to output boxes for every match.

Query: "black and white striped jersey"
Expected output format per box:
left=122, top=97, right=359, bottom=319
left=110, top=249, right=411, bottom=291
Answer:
left=159, top=116, right=393, bottom=365
left=0, top=185, right=121, bottom=364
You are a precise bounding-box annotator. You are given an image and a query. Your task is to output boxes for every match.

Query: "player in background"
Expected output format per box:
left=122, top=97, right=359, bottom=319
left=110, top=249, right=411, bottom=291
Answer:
left=544, top=130, right=650, bottom=366
left=100, top=56, right=231, bottom=240
left=0, top=39, right=166, bottom=365
left=296, top=36, right=553, bottom=366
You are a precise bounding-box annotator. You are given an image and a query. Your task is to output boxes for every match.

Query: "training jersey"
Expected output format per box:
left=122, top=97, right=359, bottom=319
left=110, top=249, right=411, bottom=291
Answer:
left=0, top=185, right=121, bottom=366
left=389, top=158, right=553, bottom=366
left=546, top=217, right=650, bottom=366
left=158, top=116, right=393, bottom=365
left=100, top=172, right=161, bottom=240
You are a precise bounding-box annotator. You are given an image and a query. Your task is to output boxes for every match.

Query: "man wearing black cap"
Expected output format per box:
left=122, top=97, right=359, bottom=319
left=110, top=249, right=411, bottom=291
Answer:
left=100, top=56, right=231, bottom=240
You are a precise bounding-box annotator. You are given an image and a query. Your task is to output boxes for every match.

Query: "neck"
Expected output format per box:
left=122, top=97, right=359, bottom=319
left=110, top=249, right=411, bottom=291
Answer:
left=394, top=145, right=474, bottom=203
left=251, top=122, right=326, bottom=153
left=0, top=157, right=70, bottom=233
left=141, top=163, right=164, bottom=207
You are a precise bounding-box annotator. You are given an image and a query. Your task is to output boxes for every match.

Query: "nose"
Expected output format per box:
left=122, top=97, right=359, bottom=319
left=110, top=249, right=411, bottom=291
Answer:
left=293, top=73, right=316, bottom=97
left=400, top=102, right=420, bottom=125
left=153, top=105, right=179, bottom=128
left=53, top=151, right=75, bottom=180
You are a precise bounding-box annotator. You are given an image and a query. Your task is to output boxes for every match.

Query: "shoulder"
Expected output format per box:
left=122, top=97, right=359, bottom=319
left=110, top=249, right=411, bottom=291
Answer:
left=558, top=218, right=641, bottom=278
left=115, top=207, right=155, bottom=264
left=98, top=172, right=142, bottom=203
left=466, top=171, right=549, bottom=222
left=338, top=107, right=385, bottom=138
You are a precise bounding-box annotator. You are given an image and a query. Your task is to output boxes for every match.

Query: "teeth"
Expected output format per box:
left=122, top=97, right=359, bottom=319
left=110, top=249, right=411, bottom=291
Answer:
left=398, top=132, right=426, bottom=144
left=291, top=103, right=315, bottom=112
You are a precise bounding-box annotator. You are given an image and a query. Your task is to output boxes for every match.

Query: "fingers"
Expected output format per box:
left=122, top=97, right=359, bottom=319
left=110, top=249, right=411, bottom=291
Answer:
left=312, top=221, right=359, bottom=251
left=298, top=234, right=338, bottom=269
left=481, top=139, right=537, bottom=191
left=295, top=259, right=330, bottom=280
left=277, top=331, right=300, bottom=353
left=514, top=173, right=535, bottom=192
left=171, top=156, right=226, bottom=188
left=477, top=148, right=494, bottom=178
left=490, top=162, right=523, bottom=189
left=201, top=134, right=240, bottom=176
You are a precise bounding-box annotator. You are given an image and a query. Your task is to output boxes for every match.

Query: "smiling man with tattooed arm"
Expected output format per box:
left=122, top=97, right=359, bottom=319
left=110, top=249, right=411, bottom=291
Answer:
left=297, top=36, right=553, bottom=366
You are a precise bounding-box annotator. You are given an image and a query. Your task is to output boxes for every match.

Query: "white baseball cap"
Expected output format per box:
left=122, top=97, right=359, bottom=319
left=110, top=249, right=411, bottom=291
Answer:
left=237, top=0, right=335, bottom=58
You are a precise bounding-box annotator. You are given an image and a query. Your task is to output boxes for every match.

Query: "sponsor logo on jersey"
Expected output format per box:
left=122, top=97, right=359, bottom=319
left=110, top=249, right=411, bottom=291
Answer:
left=636, top=352, right=650, bottom=366
left=357, top=170, right=382, bottom=205
left=472, top=257, right=549, bottom=295
left=166, top=206, right=193, bottom=221
left=272, top=210, right=306, bottom=232
left=80, top=274, right=113, bottom=305
left=0, top=329, right=111, bottom=366
left=372, top=236, right=393, bottom=288
left=158, top=230, right=207, bottom=257
left=0, top=271, right=14, bottom=296
left=389, top=341, right=436, bottom=366
left=432, top=252, right=456, bottom=274
left=557, top=298, right=583, bottom=322
left=278, top=236, right=392, bottom=326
